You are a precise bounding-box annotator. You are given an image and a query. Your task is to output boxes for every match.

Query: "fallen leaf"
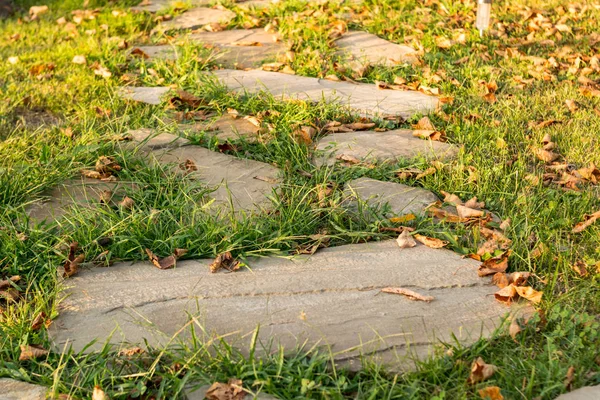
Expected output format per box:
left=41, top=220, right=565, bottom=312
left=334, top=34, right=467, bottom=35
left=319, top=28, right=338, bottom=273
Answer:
left=381, top=287, right=434, bottom=302
left=72, top=55, right=87, bottom=64
left=95, top=156, right=122, bottom=174
left=92, top=386, right=108, bottom=400
left=170, top=89, right=204, bottom=108
left=8, top=56, right=19, bottom=64
left=494, top=284, right=519, bottom=305
left=345, top=122, right=375, bottom=130
left=457, top=205, right=484, bottom=219
left=414, top=234, right=448, bottom=248
left=514, top=286, right=543, bottom=304
left=564, top=366, right=575, bottom=390
left=63, top=242, right=84, bottom=278
left=118, top=196, right=135, bottom=209
left=209, top=251, right=242, bottom=273
left=294, top=125, right=316, bottom=144
left=565, top=99, right=578, bottom=112
left=19, top=344, right=49, bottom=361
left=31, top=312, right=46, bottom=331
left=205, top=379, right=246, bottom=400
left=509, top=318, right=522, bottom=340
left=145, top=249, right=176, bottom=270
left=572, top=210, right=600, bottom=233
left=93, top=64, right=112, bottom=78
left=29, top=5, right=49, bottom=17
left=118, top=347, right=145, bottom=357
left=414, top=116, right=436, bottom=131
left=389, top=214, right=416, bottom=224
left=130, top=48, right=150, bottom=58
left=396, top=230, right=417, bottom=248
left=478, top=386, right=504, bottom=400
left=465, top=197, right=485, bottom=209
left=180, top=159, right=198, bottom=173
left=441, top=191, right=462, bottom=205
left=533, top=148, right=560, bottom=163
left=0, top=275, right=20, bottom=290
left=468, top=357, right=497, bottom=385
left=508, top=271, right=531, bottom=286
left=478, top=252, right=509, bottom=277
left=492, top=272, right=510, bottom=288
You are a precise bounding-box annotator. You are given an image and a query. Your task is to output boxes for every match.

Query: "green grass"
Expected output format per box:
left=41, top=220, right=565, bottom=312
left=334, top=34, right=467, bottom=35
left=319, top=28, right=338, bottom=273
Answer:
left=1, top=0, right=600, bottom=398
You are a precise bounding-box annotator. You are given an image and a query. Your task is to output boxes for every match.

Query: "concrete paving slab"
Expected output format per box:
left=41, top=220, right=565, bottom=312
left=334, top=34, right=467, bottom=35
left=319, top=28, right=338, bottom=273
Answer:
left=211, top=69, right=438, bottom=119
left=185, top=384, right=279, bottom=400
left=131, top=0, right=211, bottom=13
left=0, top=378, right=46, bottom=400
left=181, top=114, right=260, bottom=141
left=343, top=177, right=438, bottom=217
left=554, top=386, right=600, bottom=400
left=118, top=86, right=171, bottom=105
left=126, top=128, right=190, bottom=150
left=336, top=31, right=418, bottom=67
left=49, top=240, right=515, bottom=370
left=160, top=7, right=236, bottom=31
left=314, top=129, right=457, bottom=166
left=131, top=45, right=179, bottom=61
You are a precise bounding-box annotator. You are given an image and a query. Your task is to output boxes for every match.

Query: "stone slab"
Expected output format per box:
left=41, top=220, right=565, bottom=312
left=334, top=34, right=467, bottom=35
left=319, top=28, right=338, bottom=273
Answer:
left=152, top=145, right=278, bottom=212
left=131, top=0, right=210, bottom=13
left=49, top=240, right=515, bottom=370
left=185, top=384, right=279, bottom=400
left=343, top=177, right=438, bottom=217
left=314, top=129, right=456, bottom=166
left=132, top=45, right=179, bottom=61
left=555, top=386, right=600, bottom=400
left=0, top=379, right=46, bottom=400
left=211, top=69, right=438, bottom=119
left=335, top=31, right=418, bottom=67
left=160, top=7, right=236, bottom=31
left=118, top=86, right=171, bottom=105
left=236, top=0, right=274, bottom=9
left=181, top=114, right=260, bottom=141
left=127, top=128, right=190, bottom=150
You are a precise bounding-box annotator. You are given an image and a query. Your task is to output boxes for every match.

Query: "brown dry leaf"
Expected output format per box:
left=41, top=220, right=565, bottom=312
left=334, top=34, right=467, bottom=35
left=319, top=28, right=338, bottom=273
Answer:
left=118, top=196, right=135, bottom=209
left=571, top=260, right=588, bottom=277
left=508, top=271, right=531, bottom=286
left=492, top=272, right=509, bottom=289
left=509, top=318, right=522, bottom=340
left=63, top=242, right=84, bottom=278
left=468, top=357, right=497, bottom=385
left=0, top=275, right=20, bottom=290
left=261, top=62, right=284, bottom=72
left=72, top=55, right=87, bottom=64
left=530, top=119, right=561, bottom=129
left=494, top=284, right=518, bottom=305
left=515, top=286, right=543, bottom=304
left=95, top=156, right=121, bottom=174
left=477, top=239, right=499, bottom=257
left=464, top=197, right=485, bottom=209
left=415, top=167, right=436, bottom=180
left=414, top=116, right=436, bottom=131
left=206, top=379, right=247, bottom=400
left=478, top=252, right=509, bottom=277
left=412, top=129, right=446, bottom=141
left=19, top=344, right=49, bottom=361
left=389, top=214, right=416, bottom=224
left=441, top=191, right=462, bottom=205
left=396, top=230, right=417, bottom=248
left=414, top=234, right=448, bottom=249
left=209, top=251, right=242, bottom=273
left=170, top=89, right=204, bottom=108
left=427, top=206, right=462, bottom=223
left=29, top=5, right=48, bottom=17
left=118, top=346, right=145, bottom=357
left=80, top=170, right=110, bottom=180
left=92, top=386, right=109, bottom=400
left=381, top=287, right=434, bottom=302
left=565, top=99, right=578, bottom=112
left=345, top=122, right=375, bottom=130
left=478, top=386, right=504, bottom=400
left=130, top=48, right=150, bottom=59
left=564, top=366, right=575, bottom=390
left=533, top=148, right=560, bottom=163
left=572, top=210, right=600, bottom=233
left=93, top=64, right=112, bottom=78
left=294, top=125, right=316, bottom=144
left=180, top=159, right=198, bottom=173
left=457, top=205, right=484, bottom=219
left=145, top=249, right=176, bottom=270
left=31, top=312, right=46, bottom=331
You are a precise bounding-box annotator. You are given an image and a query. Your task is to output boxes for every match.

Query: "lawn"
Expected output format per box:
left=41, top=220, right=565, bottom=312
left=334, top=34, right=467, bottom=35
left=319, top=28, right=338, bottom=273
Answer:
left=1, top=0, right=599, bottom=398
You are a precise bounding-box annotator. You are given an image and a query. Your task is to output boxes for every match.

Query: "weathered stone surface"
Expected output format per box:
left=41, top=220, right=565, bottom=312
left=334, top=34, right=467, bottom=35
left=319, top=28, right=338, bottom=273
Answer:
left=344, top=177, right=438, bottom=217
left=0, top=378, right=46, bottom=400
left=151, top=145, right=278, bottom=212
left=131, top=0, right=210, bottom=13
left=212, top=70, right=438, bottom=119
left=49, top=240, right=515, bottom=370
left=118, top=86, right=171, bottom=105
left=27, top=177, right=134, bottom=222
left=314, top=129, right=457, bottom=166
left=127, top=128, right=190, bottom=150
left=189, top=29, right=285, bottom=68
left=335, top=31, right=418, bottom=67
left=160, top=7, right=236, bottom=31
left=181, top=115, right=260, bottom=141
left=555, top=386, right=600, bottom=400
left=236, top=0, right=274, bottom=9
left=185, top=384, right=279, bottom=400
left=131, top=45, right=178, bottom=60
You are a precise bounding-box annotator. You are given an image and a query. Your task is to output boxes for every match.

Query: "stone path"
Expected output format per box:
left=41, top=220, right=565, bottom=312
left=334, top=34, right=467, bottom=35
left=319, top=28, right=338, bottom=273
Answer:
left=315, top=129, right=456, bottom=166
left=131, top=0, right=210, bottom=13
left=49, top=240, right=515, bottom=370
left=0, top=378, right=46, bottom=400
left=159, top=7, right=236, bottom=31
left=555, top=386, right=600, bottom=400
left=118, top=86, right=171, bottom=105
left=335, top=31, right=419, bottom=67
left=212, top=70, right=438, bottom=119
left=180, top=114, right=260, bottom=141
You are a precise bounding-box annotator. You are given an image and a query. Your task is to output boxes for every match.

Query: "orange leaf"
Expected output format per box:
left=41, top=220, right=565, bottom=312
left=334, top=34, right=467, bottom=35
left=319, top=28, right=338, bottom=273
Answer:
left=514, top=286, right=543, bottom=304
left=468, top=357, right=497, bottom=384
left=414, top=234, right=448, bottom=249
left=478, top=386, right=504, bottom=400
left=381, top=287, right=434, bottom=302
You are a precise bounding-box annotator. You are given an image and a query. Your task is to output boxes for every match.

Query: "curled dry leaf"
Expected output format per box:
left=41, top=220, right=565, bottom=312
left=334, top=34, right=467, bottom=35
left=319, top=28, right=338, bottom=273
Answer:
left=515, top=286, right=543, bottom=304
left=468, top=357, right=497, bottom=385
left=478, top=251, right=510, bottom=277
left=19, top=344, right=49, bottom=361
left=145, top=248, right=176, bottom=270
left=509, top=318, right=522, bottom=340
left=494, top=284, right=519, bottom=305
left=209, top=251, right=242, bottom=273
left=170, top=89, right=204, bottom=108
left=478, top=386, right=504, bottom=400
left=206, top=379, right=246, bottom=400
left=118, top=346, right=145, bottom=357
left=457, top=205, right=484, bottom=219
left=441, top=191, right=462, bottom=205
left=118, top=196, right=135, bottom=209
left=572, top=210, right=600, bottom=233
left=565, top=99, right=578, bottom=113
left=533, top=148, right=560, bottom=163
left=464, top=197, right=485, bottom=209
left=92, top=386, right=108, bottom=400
left=72, top=55, right=86, bottom=65
left=414, top=234, right=448, bottom=249
left=396, top=230, right=417, bottom=248
left=381, top=287, right=434, bottom=302
left=63, top=242, right=84, bottom=278
left=130, top=48, right=150, bottom=59
left=389, top=213, right=416, bottom=224
left=31, top=312, right=46, bottom=331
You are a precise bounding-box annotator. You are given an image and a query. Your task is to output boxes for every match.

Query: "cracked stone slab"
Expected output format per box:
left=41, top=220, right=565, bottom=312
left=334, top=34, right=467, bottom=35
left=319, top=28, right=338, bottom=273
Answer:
left=555, top=386, right=600, bottom=400
left=180, top=114, right=260, bottom=141
left=314, top=129, right=457, bottom=166
left=0, top=378, right=46, bottom=400
left=49, top=240, right=518, bottom=370
left=118, top=86, right=171, bottom=105
left=344, top=177, right=438, bottom=218
left=211, top=69, right=438, bottom=119
left=159, top=7, right=236, bottom=31
left=131, top=0, right=210, bottom=13
left=335, top=31, right=418, bottom=67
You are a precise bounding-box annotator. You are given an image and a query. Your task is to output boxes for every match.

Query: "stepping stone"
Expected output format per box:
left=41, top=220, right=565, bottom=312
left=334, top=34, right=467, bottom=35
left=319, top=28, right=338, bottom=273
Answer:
left=131, top=0, right=210, bottom=13
left=49, top=240, right=518, bottom=370
left=555, top=386, right=600, bottom=400
left=343, top=177, right=438, bottom=218
left=236, top=0, right=275, bottom=9
left=159, top=7, right=236, bottom=31
left=118, top=86, right=171, bottom=105
left=126, top=129, right=190, bottom=151
left=0, top=378, right=46, bottom=400
left=335, top=31, right=418, bottom=67
left=212, top=69, right=438, bottom=119
left=181, top=114, right=260, bottom=141
left=131, top=45, right=178, bottom=61
left=314, top=129, right=457, bottom=166
left=185, top=384, right=279, bottom=400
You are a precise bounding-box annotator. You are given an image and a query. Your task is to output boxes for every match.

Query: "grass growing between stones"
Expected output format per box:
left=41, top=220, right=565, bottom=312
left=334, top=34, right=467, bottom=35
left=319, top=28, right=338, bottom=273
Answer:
left=1, top=0, right=600, bottom=398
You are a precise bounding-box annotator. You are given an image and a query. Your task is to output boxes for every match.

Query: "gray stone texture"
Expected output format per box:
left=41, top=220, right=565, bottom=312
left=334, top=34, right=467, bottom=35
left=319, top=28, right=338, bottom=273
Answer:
left=315, top=129, right=456, bottom=166
left=131, top=45, right=178, bottom=60
left=131, top=0, right=211, bottom=13
left=118, top=86, right=171, bottom=105
left=127, top=128, right=190, bottom=150
left=336, top=31, right=418, bottom=66
left=0, top=379, right=46, bottom=400
left=211, top=69, right=438, bottom=119
left=50, top=240, right=514, bottom=370
left=185, top=384, right=279, bottom=400
left=554, top=386, right=600, bottom=400
left=344, top=177, right=438, bottom=217
left=160, top=7, right=236, bottom=31
left=181, top=114, right=260, bottom=141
